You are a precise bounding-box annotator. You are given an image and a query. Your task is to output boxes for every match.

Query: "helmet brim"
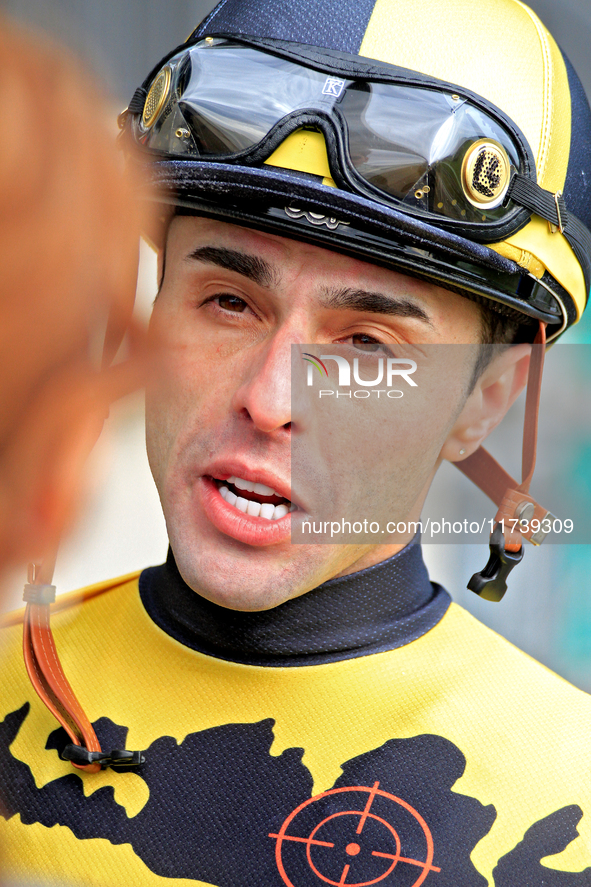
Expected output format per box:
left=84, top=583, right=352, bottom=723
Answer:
left=144, top=158, right=567, bottom=333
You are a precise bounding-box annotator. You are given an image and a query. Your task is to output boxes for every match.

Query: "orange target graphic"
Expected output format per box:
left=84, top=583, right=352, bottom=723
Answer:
left=269, top=781, right=441, bottom=887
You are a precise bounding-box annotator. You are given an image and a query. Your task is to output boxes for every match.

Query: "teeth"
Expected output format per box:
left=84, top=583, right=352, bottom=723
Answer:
left=234, top=476, right=255, bottom=493
left=221, top=488, right=292, bottom=521
left=228, top=476, right=281, bottom=497
left=235, top=496, right=249, bottom=513
left=253, top=481, right=276, bottom=496
left=219, top=476, right=293, bottom=521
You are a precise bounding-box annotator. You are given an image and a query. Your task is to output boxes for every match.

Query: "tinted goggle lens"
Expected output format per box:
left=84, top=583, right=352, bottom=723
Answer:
left=137, top=40, right=523, bottom=225
left=342, top=84, right=519, bottom=223
left=140, top=42, right=332, bottom=154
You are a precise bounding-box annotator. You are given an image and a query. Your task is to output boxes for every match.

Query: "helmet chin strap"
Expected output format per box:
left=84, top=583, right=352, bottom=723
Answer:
left=23, top=551, right=102, bottom=773
left=20, top=318, right=150, bottom=774
left=455, top=321, right=551, bottom=601
left=22, top=550, right=146, bottom=773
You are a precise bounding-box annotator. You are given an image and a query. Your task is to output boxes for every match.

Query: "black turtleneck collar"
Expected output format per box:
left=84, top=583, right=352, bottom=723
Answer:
left=139, top=543, right=450, bottom=667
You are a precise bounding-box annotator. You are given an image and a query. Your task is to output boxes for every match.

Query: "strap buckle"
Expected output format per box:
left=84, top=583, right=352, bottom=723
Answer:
left=549, top=189, right=565, bottom=234
left=529, top=511, right=556, bottom=545
left=61, top=744, right=145, bottom=769
left=467, top=523, right=524, bottom=602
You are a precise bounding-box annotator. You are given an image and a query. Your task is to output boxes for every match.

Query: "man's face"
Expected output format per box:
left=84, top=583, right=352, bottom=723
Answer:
left=147, top=215, right=486, bottom=610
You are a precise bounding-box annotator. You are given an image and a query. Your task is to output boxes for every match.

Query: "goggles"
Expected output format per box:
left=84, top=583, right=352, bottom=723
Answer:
left=125, top=36, right=591, bottom=336
left=133, top=37, right=534, bottom=239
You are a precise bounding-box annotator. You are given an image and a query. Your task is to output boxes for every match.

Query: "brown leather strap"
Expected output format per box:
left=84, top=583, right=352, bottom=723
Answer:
left=519, top=323, right=546, bottom=492
left=18, top=325, right=151, bottom=774
left=456, top=447, right=516, bottom=506
left=22, top=559, right=102, bottom=773
left=456, top=322, right=548, bottom=551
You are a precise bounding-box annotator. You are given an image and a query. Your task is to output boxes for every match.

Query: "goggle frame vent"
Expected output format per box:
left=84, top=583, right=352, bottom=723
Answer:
left=461, top=139, right=512, bottom=209
left=142, top=66, right=172, bottom=130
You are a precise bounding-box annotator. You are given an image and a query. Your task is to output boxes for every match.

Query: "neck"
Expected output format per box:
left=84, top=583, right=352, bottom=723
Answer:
left=139, top=542, right=450, bottom=666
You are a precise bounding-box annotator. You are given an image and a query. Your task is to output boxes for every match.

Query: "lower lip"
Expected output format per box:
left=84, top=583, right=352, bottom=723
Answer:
left=199, top=477, right=293, bottom=546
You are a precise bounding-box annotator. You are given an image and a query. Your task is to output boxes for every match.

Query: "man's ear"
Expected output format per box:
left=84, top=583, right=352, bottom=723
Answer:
left=441, top=343, right=531, bottom=462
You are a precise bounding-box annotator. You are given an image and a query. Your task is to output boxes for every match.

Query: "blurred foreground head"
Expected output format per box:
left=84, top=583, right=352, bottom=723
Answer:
left=0, top=21, right=147, bottom=582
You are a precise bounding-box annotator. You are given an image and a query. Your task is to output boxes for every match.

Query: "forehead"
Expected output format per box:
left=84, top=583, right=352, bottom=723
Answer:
left=164, top=214, right=483, bottom=336
left=166, top=214, right=415, bottom=285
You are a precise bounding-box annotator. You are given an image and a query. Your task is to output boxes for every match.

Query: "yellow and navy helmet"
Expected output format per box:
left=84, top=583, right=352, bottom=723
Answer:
left=121, top=0, right=591, bottom=340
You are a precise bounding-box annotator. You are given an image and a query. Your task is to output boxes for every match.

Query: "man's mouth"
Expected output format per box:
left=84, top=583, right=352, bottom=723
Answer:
left=213, top=475, right=296, bottom=521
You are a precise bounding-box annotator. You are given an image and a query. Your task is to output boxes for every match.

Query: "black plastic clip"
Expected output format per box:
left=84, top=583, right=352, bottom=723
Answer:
left=467, top=523, right=524, bottom=602
left=61, top=744, right=145, bottom=769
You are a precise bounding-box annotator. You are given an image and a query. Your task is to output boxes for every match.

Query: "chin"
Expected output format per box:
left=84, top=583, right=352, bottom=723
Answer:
left=169, top=538, right=318, bottom=612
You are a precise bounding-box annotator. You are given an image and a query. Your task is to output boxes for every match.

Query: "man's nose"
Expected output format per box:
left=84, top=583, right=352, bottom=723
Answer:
left=231, top=328, right=294, bottom=433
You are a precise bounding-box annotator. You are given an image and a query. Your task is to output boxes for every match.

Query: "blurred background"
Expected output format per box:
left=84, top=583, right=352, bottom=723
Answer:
left=2, top=0, right=591, bottom=691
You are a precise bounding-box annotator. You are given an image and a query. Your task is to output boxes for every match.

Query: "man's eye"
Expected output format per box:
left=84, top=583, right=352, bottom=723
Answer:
left=350, top=334, right=380, bottom=352
left=216, top=294, right=248, bottom=312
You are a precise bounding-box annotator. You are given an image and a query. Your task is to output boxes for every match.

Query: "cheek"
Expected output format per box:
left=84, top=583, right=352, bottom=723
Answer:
left=298, top=361, right=468, bottom=519
left=145, top=385, right=177, bottom=493
left=145, top=327, right=244, bottom=491
left=145, top=354, right=208, bottom=475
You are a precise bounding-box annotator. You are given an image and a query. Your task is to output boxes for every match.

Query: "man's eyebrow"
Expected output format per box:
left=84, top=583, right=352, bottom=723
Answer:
left=320, top=286, right=434, bottom=326
left=186, top=246, right=278, bottom=288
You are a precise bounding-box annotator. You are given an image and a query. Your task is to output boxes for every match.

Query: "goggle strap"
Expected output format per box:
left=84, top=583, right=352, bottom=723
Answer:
left=509, top=174, right=591, bottom=299
left=128, top=87, right=148, bottom=116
